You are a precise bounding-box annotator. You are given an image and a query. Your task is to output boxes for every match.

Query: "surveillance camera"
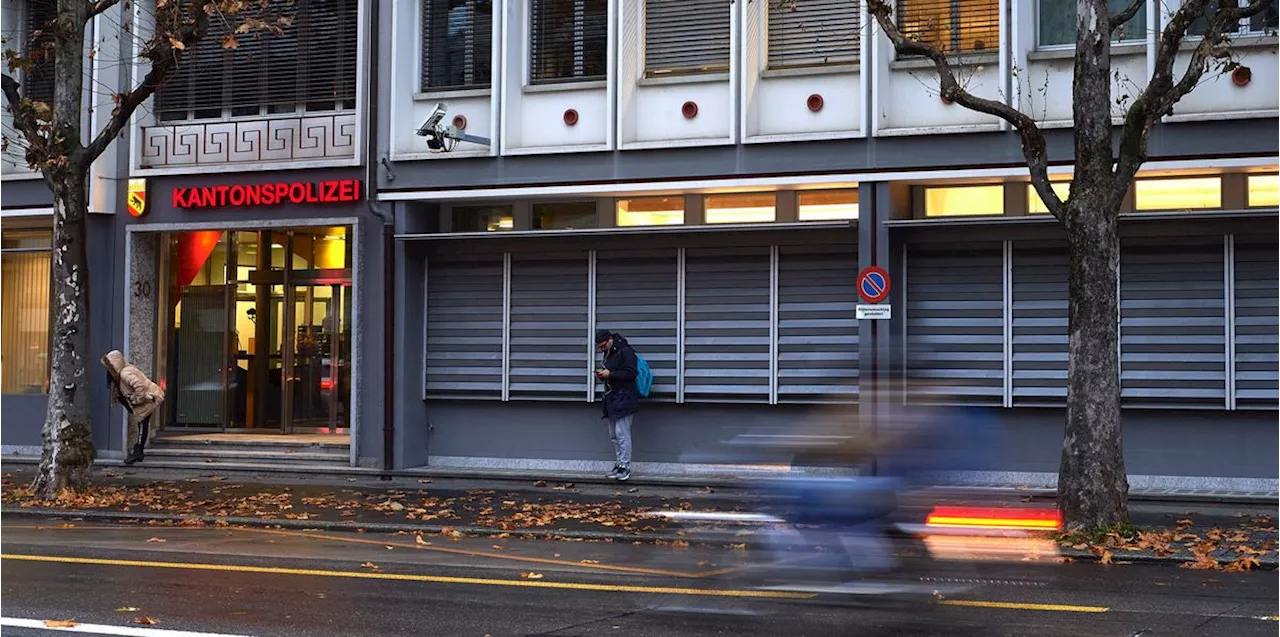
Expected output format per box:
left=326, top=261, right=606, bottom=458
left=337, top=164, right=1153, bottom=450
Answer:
left=416, top=103, right=448, bottom=137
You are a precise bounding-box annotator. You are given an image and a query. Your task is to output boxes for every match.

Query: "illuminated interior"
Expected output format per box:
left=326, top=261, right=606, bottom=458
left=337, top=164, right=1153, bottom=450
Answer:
left=704, top=193, right=777, bottom=224
left=1248, top=174, right=1279, bottom=208
left=1027, top=181, right=1071, bottom=214
left=923, top=185, right=1004, bottom=217
left=1, top=228, right=53, bottom=395
left=616, top=197, right=685, bottom=226
left=899, top=0, right=999, bottom=55
left=1134, top=177, right=1222, bottom=211
left=453, top=206, right=514, bottom=232
left=798, top=189, right=860, bottom=221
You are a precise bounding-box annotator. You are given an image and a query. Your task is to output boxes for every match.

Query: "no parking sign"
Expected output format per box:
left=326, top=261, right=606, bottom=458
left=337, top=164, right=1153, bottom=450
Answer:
left=857, top=266, right=891, bottom=304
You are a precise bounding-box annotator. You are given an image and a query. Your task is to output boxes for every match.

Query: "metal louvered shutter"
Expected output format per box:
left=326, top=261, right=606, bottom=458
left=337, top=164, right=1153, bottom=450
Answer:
left=768, top=0, right=861, bottom=69
left=777, top=244, right=859, bottom=402
left=683, top=247, right=771, bottom=401
left=1120, top=237, right=1226, bottom=407
left=595, top=249, right=679, bottom=399
left=1233, top=238, right=1278, bottom=409
left=529, top=0, right=608, bottom=84
left=645, top=0, right=731, bottom=76
left=1011, top=241, right=1068, bottom=405
left=896, top=0, right=999, bottom=56
left=905, top=243, right=1004, bottom=404
left=508, top=253, right=590, bottom=399
left=23, top=0, right=55, bottom=103
left=425, top=257, right=505, bottom=398
left=421, top=0, right=493, bottom=90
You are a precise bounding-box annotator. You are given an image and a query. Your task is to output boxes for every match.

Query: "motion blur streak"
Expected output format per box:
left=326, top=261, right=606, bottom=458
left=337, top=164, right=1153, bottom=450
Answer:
left=925, top=506, right=1064, bottom=531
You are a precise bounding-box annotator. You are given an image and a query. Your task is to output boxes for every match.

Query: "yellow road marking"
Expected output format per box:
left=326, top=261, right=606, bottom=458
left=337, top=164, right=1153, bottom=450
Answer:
left=940, top=600, right=1109, bottom=613
left=0, top=553, right=812, bottom=600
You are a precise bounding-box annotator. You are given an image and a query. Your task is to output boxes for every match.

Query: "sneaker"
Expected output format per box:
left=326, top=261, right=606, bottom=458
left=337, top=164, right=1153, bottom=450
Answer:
left=615, top=466, right=631, bottom=482
left=606, top=464, right=621, bottom=479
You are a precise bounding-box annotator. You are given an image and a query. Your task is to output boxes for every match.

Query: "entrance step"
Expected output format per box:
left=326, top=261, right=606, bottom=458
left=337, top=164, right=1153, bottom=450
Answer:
left=144, top=447, right=349, bottom=467
left=149, top=434, right=350, bottom=468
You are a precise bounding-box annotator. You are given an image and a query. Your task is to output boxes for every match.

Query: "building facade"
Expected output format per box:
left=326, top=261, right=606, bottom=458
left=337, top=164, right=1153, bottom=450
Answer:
left=2, top=0, right=1277, bottom=488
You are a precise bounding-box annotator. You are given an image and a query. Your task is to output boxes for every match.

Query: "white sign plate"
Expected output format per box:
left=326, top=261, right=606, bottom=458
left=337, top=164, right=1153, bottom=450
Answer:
left=856, top=304, right=892, bottom=320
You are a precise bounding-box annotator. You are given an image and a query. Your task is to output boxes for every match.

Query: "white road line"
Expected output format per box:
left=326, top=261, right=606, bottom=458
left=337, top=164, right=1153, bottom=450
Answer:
left=0, top=618, right=257, bottom=637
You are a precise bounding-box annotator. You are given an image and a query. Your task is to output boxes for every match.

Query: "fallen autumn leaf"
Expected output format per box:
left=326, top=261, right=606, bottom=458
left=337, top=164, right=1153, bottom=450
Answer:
left=44, top=620, right=78, bottom=628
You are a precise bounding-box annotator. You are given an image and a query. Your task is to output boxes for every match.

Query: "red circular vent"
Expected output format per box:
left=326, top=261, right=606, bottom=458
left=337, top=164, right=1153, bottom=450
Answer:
left=451, top=115, right=468, bottom=130
left=563, top=108, right=579, bottom=126
left=806, top=94, right=824, bottom=113
left=681, top=101, right=699, bottom=119
left=1232, top=66, right=1252, bottom=87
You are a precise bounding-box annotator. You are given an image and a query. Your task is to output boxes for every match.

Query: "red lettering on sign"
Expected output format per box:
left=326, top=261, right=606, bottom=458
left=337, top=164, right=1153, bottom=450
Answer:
left=171, top=180, right=364, bottom=209
left=229, top=185, right=245, bottom=206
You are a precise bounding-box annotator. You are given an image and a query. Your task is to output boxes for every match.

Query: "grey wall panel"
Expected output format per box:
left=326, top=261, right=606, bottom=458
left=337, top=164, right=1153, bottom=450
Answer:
left=777, top=243, right=859, bottom=401
left=683, top=246, right=772, bottom=400
left=904, top=242, right=1005, bottom=404
left=1, top=395, right=47, bottom=446
left=595, top=248, right=679, bottom=398
left=1011, top=241, right=1068, bottom=405
left=425, top=255, right=504, bottom=397
left=1234, top=238, right=1279, bottom=408
left=508, top=252, right=591, bottom=399
left=1120, top=236, right=1226, bottom=406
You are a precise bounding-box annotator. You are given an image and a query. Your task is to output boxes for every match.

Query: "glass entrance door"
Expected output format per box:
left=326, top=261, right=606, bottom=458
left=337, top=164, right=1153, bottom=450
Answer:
left=286, top=284, right=350, bottom=433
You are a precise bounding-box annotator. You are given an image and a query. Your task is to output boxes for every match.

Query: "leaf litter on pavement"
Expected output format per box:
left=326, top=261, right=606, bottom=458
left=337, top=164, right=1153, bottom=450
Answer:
left=1060, top=513, right=1277, bottom=571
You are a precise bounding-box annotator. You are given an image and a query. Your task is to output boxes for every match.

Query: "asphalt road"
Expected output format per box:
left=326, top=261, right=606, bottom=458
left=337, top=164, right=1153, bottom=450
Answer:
left=2, top=523, right=1275, bottom=637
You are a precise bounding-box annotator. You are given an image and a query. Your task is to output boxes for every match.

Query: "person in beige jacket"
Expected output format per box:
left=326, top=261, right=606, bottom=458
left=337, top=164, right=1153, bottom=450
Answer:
left=101, top=350, right=165, bottom=465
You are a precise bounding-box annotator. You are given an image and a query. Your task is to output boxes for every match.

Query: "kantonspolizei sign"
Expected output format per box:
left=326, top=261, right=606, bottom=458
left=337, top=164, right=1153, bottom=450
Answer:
left=173, top=180, right=363, bottom=209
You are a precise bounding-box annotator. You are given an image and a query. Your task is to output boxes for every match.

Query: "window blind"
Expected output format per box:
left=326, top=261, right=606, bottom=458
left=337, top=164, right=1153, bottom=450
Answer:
left=777, top=244, right=859, bottom=402
left=507, top=253, right=591, bottom=399
left=23, top=0, right=56, bottom=103
left=768, top=0, right=860, bottom=69
left=645, top=0, right=731, bottom=76
left=529, top=0, right=608, bottom=83
left=1233, top=238, right=1278, bottom=409
left=425, top=256, right=505, bottom=398
left=155, top=0, right=358, bottom=120
left=897, top=0, right=999, bottom=56
left=683, top=246, right=771, bottom=400
left=595, top=249, right=679, bottom=399
left=1011, top=241, right=1068, bottom=404
left=421, top=0, right=493, bottom=91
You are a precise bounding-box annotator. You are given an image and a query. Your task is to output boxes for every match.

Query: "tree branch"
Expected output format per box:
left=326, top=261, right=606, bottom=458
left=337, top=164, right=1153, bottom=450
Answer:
left=1110, top=0, right=1144, bottom=32
left=864, top=0, right=1065, bottom=219
left=81, top=0, right=211, bottom=163
left=1114, top=0, right=1273, bottom=195
left=2, top=74, right=45, bottom=149
left=87, top=0, right=124, bottom=21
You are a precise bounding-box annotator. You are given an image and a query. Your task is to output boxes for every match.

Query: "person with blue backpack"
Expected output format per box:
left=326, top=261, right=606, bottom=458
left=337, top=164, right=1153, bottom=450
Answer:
left=595, top=329, right=653, bottom=481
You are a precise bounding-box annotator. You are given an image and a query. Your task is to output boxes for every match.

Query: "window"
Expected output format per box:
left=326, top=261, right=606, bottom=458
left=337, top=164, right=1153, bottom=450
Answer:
left=705, top=193, right=777, bottom=224
left=1247, top=174, right=1279, bottom=208
left=617, top=197, right=684, bottom=226
left=768, top=0, right=860, bottom=69
left=155, top=0, right=359, bottom=121
left=1027, top=181, right=1071, bottom=214
left=23, top=0, right=55, bottom=103
left=529, top=0, right=608, bottom=84
left=452, top=205, right=514, bottom=231
left=898, top=0, right=999, bottom=56
left=534, top=202, right=598, bottom=229
left=1133, top=177, right=1222, bottom=211
left=798, top=189, right=860, bottom=220
left=645, top=0, right=731, bottom=76
left=1038, top=0, right=1146, bottom=47
left=421, top=0, right=493, bottom=91
left=923, top=185, right=1004, bottom=217
left=1189, top=0, right=1278, bottom=36
left=2, top=228, right=52, bottom=395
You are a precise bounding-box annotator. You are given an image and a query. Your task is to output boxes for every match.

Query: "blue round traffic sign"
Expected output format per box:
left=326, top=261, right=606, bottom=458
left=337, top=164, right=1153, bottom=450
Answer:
left=858, top=266, right=891, bottom=304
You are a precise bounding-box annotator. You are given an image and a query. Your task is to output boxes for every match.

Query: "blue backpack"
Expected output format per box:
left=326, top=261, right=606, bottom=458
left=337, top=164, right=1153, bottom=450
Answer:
left=634, top=354, right=653, bottom=398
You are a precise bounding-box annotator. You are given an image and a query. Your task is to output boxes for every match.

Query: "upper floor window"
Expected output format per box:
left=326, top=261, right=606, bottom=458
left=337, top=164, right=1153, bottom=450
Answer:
left=705, top=193, right=777, bottom=224
left=645, top=0, right=731, bottom=76
left=1189, top=0, right=1278, bottom=37
left=155, top=0, right=358, bottom=122
left=2, top=227, right=52, bottom=395
left=529, top=0, right=608, bottom=84
left=617, top=196, right=685, bottom=226
left=1038, top=0, right=1146, bottom=47
left=1027, top=180, right=1071, bottom=214
left=798, top=189, right=860, bottom=220
left=1247, top=174, right=1279, bottom=208
left=421, top=0, right=493, bottom=91
left=1133, top=176, right=1222, bottom=211
left=23, top=0, right=56, bottom=103
left=923, top=185, right=1004, bottom=217
left=768, top=0, right=861, bottom=69
left=897, top=0, right=999, bottom=56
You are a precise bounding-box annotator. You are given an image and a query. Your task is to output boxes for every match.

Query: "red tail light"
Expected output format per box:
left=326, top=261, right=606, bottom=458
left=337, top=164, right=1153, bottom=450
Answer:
left=926, top=506, right=1062, bottom=531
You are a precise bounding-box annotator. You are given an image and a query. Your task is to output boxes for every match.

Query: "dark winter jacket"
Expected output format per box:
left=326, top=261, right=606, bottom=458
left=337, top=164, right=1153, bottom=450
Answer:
left=600, top=334, right=640, bottom=420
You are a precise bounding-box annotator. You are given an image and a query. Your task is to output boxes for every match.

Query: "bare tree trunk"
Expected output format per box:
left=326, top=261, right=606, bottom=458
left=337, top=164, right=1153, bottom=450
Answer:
left=1058, top=199, right=1129, bottom=530
left=33, top=171, right=96, bottom=498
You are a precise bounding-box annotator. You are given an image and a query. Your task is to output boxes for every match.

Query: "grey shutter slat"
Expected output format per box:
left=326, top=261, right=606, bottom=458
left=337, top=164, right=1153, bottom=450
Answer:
left=896, top=0, right=999, bottom=56
left=1011, top=241, right=1068, bottom=404
left=1120, top=237, right=1225, bottom=407
left=684, top=247, right=771, bottom=400
left=421, top=0, right=494, bottom=90
left=508, top=252, right=590, bottom=399
left=426, top=257, right=504, bottom=397
left=595, top=249, right=679, bottom=399
left=768, top=0, right=861, bottom=69
left=906, top=243, right=1004, bottom=404
left=777, top=244, right=859, bottom=402
left=1234, top=239, right=1279, bottom=409
left=645, top=0, right=731, bottom=75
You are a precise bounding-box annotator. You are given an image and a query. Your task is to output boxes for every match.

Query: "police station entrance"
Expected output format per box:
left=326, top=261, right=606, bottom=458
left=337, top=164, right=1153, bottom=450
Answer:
left=158, top=225, right=353, bottom=435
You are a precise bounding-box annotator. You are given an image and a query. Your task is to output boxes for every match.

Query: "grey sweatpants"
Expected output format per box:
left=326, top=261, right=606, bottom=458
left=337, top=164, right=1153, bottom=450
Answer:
left=609, top=415, right=633, bottom=467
